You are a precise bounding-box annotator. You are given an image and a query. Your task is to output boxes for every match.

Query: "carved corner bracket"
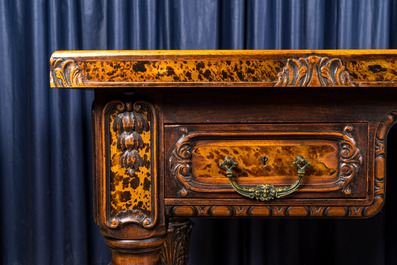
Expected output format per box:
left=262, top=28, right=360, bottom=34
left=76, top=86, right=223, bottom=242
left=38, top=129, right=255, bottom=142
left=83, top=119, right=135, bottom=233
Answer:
left=50, top=58, right=85, bottom=87
left=103, top=100, right=158, bottom=229
left=275, top=55, right=355, bottom=87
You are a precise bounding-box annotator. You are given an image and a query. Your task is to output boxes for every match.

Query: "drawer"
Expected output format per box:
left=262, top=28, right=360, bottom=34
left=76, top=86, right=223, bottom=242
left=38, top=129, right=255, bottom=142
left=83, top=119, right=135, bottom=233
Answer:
left=164, top=122, right=383, bottom=217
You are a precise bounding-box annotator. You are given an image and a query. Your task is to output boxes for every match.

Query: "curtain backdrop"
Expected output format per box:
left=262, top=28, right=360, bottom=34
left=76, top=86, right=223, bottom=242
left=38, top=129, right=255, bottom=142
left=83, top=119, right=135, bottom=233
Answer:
left=1, top=0, right=397, bottom=264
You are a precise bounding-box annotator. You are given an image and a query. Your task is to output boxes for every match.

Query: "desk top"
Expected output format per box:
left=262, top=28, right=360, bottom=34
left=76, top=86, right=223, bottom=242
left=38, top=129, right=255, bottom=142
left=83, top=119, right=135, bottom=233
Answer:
left=50, top=50, right=397, bottom=88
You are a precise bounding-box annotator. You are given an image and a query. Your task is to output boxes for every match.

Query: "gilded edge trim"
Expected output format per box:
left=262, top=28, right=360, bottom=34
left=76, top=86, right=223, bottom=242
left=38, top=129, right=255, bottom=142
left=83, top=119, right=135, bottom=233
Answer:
left=102, top=100, right=158, bottom=229
left=169, top=126, right=362, bottom=197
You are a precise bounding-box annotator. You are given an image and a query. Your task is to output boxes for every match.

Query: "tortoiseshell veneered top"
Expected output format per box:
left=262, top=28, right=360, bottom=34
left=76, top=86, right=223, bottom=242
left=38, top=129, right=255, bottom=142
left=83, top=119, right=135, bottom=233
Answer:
left=50, top=50, right=397, bottom=88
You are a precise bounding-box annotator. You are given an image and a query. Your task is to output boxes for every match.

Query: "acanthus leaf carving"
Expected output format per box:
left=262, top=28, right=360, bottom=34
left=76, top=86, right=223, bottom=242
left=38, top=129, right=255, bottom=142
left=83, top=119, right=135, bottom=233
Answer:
left=50, top=58, right=85, bottom=87
left=160, top=219, right=193, bottom=265
left=275, top=56, right=355, bottom=87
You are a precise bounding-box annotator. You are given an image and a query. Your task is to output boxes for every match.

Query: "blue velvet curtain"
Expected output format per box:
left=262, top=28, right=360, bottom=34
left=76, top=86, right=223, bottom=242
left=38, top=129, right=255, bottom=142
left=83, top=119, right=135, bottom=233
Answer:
left=1, top=0, right=397, bottom=264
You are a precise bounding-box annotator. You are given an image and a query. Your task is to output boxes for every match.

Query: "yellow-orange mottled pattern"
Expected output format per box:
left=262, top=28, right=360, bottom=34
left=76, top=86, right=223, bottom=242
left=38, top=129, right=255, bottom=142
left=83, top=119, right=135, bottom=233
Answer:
left=109, top=108, right=151, bottom=216
left=79, top=59, right=283, bottom=83
left=192, top=143, right=338, bottom=185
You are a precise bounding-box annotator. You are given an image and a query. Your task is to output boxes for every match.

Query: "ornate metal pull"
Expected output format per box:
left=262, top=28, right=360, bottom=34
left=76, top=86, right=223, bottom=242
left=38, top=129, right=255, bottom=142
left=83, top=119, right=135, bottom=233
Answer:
left=219, top=155, right=311, bottom=201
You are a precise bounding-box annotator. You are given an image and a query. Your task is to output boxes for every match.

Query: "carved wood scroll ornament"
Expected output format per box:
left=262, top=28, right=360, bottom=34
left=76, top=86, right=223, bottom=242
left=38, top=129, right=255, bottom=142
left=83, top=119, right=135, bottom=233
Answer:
left=275, top=56, right=355, bottom=87
left=50, top=58, right=85, bottom=87
left=338, top=126, right=363, bottom=194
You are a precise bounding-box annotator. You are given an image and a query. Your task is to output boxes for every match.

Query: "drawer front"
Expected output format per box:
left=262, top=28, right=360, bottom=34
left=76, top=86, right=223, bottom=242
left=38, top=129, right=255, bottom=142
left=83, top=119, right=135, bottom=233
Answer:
left=166, top=123, right=367, bottom=199
left=164, top=122, right=383, bottom=217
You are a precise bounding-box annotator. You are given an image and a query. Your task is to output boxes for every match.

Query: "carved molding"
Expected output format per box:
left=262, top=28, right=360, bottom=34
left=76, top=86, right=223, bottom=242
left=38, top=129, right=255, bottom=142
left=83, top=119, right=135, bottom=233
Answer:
left=160, top=219, right=193, bottom=265
left=165, top=203, right=372, bottom=218
left=50, top=58, right=85, bottom=87
left=274, top=56, right=355, bottom=87
left=169, top=126, right=362, bottom=196
left=104, top=100, right=158, bottom=229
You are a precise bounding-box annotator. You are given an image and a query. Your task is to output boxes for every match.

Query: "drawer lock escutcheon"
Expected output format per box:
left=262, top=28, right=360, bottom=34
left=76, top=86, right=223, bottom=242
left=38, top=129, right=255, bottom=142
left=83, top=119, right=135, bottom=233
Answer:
left=219, top=156, right=311, bottom=201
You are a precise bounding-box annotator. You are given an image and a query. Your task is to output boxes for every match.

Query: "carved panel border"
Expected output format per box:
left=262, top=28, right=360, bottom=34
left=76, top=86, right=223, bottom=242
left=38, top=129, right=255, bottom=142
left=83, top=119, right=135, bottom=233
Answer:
left=103, top=100, right=158, bottom=229
left=169, top=126, right=363, bottom=197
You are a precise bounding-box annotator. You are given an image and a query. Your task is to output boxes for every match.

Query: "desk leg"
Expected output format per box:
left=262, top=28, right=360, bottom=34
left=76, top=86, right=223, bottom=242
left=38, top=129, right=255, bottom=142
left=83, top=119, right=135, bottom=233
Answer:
left=161, top=219, right=193, bottom=265
left=92, top=97, right=167, bottom=265
left=105, top=236, right=166, bottom=265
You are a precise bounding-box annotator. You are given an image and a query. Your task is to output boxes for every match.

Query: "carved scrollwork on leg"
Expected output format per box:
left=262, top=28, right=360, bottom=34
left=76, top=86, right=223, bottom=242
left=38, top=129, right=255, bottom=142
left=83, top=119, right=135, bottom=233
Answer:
left=161, top=219, right=193, bottom=265
left=50, top=58, right=85, bottom=87
left=275, top=56, right=355, bottom=87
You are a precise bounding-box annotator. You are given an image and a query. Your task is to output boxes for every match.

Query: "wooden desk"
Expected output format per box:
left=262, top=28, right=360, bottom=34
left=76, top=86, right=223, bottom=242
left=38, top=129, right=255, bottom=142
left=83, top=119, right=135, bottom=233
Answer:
left=50, top=50, right=397, bottom=265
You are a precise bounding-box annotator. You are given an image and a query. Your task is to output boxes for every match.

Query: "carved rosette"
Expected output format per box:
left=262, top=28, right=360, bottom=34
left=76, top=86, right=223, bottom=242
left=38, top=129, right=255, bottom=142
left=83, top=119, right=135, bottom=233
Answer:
left=275, top=56, right=355, bottom=87
left=160, top=219, right=193, bottom=265
left=337, top=126, right=363, bottom=195
left=104, top=101, right=158, bottom=229
left=50, top=58, right=85, bottom=87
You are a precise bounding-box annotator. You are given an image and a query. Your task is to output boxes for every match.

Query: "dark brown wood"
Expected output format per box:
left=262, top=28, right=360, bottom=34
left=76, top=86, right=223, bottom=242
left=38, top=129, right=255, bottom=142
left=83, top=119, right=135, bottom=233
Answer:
left=161, top=219, right=193, bottom=265
left=105, top=236, right=166, bottom=265
left=50, top=50, right=397, bottom=264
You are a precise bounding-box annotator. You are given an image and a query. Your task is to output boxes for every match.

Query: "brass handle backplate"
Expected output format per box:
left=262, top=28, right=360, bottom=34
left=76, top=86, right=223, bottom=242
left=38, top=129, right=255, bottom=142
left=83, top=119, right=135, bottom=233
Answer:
left=219, top=155, right=311, bottom=201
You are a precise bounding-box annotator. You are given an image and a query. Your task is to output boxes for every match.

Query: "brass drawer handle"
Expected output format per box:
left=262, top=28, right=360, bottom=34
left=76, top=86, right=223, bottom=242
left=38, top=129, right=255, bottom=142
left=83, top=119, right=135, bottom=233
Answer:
left=219, top=156, right=311, bottom=201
